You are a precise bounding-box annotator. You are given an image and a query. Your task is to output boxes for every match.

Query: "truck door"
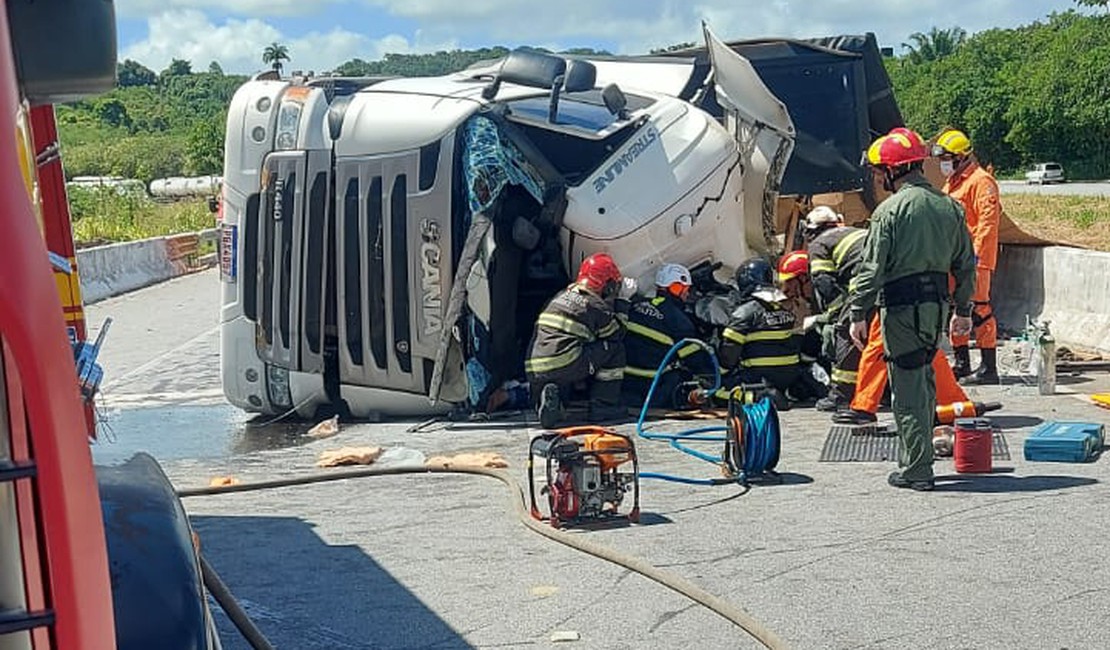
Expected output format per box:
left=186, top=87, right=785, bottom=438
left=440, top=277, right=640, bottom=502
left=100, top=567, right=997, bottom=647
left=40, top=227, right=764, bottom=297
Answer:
left=702, top=23, right=796, bottom=251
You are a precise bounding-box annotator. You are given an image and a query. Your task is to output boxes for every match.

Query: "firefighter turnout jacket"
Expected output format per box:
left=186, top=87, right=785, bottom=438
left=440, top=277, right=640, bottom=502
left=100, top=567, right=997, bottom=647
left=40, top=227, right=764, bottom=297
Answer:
left=624, top=293, right=715, bottom=381
left=719, top=293, right=802, bottom=390
left=808, top=226, right=867, bottom=319
left=525, top=284, right=625, bottom=382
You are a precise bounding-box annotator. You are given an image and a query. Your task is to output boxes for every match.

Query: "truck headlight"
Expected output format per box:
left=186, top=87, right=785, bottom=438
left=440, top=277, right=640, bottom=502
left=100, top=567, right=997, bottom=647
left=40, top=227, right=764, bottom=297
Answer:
left=266, top=364, right=293, bottom=409
left=275, top=100, right=302, bottom=150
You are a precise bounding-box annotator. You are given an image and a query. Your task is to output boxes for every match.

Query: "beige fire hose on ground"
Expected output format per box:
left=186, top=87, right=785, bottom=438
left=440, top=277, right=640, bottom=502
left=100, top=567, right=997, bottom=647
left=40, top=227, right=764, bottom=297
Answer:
left=178, top=464, right=787, bottom=650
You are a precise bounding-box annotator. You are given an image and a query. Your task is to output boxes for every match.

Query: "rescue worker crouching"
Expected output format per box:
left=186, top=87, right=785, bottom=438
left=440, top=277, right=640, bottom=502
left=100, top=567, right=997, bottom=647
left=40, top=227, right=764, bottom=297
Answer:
left=777, top=249, right=824, bottom=374
left=852, top=128, right=976, bottom=491
left=800, top=206, right=868, bottom=412
left=933, top=128, right=1002, bottom=384
left=717, top=258, right=826, bottom=407
left=525, top=253, right=636, bottom=428
left=621, top=263, right=716, bottom=409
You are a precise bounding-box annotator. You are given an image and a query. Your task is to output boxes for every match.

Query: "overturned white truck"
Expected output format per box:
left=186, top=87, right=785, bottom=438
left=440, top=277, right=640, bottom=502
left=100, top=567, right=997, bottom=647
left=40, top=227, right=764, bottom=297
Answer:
left=218, top=27, right=801, bottom=419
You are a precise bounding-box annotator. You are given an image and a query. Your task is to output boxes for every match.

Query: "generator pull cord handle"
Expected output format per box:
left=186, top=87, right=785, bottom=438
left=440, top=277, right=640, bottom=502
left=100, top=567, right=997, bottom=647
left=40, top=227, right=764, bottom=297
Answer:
left=179, top=465, right=787, bottom=650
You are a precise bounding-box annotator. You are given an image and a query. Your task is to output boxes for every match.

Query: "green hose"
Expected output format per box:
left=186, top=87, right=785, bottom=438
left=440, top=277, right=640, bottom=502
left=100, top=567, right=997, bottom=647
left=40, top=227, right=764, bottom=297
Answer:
left=178, top=465, right=788, bottom=649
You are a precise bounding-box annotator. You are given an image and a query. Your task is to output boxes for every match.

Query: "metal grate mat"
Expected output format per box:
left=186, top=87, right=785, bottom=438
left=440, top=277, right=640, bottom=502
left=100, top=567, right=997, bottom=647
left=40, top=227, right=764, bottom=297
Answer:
left=819, top=425, right=1011, bottom=462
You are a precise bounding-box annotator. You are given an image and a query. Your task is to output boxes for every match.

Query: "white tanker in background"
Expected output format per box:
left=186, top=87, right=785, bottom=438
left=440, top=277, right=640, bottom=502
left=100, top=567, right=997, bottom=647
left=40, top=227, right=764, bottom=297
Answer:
left=215, top=25, right=902, bottom=420
left=148, top=175, right=222, bottom=200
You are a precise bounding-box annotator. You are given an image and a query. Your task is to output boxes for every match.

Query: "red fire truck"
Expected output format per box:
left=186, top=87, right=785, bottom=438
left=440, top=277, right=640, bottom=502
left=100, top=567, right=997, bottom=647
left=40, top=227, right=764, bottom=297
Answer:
left=1, top=2, right=226, bottom=648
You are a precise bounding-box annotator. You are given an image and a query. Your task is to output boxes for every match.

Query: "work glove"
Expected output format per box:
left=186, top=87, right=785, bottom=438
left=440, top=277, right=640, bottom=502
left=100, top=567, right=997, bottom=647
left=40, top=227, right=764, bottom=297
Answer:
left=802, top=315, right=820, bottom=332
left=618, top=277, right=638, bottom=300
left=950, top=313, right=973, bottom=338
left=849, top=319, right=869, bottom=351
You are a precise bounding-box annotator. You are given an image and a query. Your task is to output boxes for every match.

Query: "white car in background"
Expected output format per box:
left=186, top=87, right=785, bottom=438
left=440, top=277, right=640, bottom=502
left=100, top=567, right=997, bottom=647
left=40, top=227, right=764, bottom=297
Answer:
left=1025, top=162, right=1065, bottom=184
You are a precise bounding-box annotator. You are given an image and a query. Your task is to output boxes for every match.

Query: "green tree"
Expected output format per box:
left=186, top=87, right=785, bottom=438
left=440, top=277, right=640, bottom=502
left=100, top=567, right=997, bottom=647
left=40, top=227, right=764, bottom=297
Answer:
left=94, top=97, right=131, bottom=129
left=887, top=11, right=1110, bottom=178
left=559, top=47, right=613, bottom=56
left=262, top=42, right=290, bottom=74
left=1075, top=0, right=1109, bottom=9
left=117, top=59, right=157, bottom=87
left=207, top=61, right=224, bottom=75
left=161, top=58, right=193, bottom=79
left=901, top=26, right=968, bottom=64
left=184, top=116, right=225, bottom=175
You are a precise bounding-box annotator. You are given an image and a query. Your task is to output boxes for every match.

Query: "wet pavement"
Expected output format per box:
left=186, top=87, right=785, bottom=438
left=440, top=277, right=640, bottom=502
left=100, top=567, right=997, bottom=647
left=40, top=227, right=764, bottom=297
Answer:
left=90, top=403, right=318, bottom=465
left=83, top=272, right=1110, bottom=649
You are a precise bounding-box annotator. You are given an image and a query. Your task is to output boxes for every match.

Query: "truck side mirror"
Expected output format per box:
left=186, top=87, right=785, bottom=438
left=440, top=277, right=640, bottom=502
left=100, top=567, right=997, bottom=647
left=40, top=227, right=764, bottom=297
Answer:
left=7, top=0, right=118, bottom=105
left=562, top=60, right=597, bottom=93
left=482, top=48, right=567, bottom=100
left=601, top=84, right=629, bottom=120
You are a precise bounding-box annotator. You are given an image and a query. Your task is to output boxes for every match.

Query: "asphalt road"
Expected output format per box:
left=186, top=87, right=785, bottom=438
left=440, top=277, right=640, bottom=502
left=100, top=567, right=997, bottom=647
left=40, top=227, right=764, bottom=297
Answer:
left=89, top=271, right=1110, bottom=650
left=998, top=180, right=1110, bottom=196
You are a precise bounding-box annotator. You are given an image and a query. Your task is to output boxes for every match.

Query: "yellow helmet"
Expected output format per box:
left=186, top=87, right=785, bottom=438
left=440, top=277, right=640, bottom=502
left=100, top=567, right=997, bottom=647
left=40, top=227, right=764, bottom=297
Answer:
left=932, top=129, right=972, bottom=157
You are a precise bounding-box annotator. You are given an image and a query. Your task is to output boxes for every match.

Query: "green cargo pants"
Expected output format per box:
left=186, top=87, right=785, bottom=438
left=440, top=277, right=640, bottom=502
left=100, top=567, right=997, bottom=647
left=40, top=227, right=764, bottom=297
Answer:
left=880, top=301, right=945, bottom=482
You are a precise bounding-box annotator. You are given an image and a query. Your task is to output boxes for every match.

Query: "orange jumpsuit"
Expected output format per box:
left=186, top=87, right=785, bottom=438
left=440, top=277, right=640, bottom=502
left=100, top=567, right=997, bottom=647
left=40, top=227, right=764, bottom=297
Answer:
left=944, top=162, right=1001, bottom=350
left=849, top=313, right=968, bottom=414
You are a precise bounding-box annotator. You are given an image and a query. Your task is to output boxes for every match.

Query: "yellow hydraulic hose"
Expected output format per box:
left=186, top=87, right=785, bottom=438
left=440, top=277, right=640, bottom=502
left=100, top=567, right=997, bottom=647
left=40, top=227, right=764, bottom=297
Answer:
left=178, top=465, right=787, bottom=649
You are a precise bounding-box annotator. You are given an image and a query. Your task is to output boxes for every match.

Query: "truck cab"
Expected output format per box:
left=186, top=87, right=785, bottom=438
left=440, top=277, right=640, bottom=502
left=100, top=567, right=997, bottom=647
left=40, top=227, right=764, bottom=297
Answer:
left=218, top=28, right=796, bottom=419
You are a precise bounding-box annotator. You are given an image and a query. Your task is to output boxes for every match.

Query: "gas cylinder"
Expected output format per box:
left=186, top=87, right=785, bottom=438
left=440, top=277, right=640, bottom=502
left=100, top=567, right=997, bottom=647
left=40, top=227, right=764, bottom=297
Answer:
left=953, top=417, right=993, bottom=473
left=1038, top=333, right=1056, bottom=396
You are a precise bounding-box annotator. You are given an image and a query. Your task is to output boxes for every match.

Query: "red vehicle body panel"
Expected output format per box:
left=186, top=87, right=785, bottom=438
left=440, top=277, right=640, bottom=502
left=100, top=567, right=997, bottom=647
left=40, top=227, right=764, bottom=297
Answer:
left=0, top=4, right=116, bottom=647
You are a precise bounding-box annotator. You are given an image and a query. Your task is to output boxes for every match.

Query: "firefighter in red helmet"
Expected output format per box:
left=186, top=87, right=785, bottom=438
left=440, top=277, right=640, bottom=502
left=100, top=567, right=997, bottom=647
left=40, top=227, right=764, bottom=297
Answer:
left=526, top=253, right=635, bottom=428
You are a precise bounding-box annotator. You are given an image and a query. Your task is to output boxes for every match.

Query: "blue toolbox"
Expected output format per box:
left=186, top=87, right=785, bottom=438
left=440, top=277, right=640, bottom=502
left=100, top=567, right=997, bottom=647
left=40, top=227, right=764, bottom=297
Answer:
left=1023, top=421, right=1105, bottom=463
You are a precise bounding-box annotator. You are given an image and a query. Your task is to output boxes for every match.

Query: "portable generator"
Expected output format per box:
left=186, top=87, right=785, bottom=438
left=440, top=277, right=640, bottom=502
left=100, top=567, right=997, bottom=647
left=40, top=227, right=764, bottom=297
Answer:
left=528, top=426, right=640, bottom=528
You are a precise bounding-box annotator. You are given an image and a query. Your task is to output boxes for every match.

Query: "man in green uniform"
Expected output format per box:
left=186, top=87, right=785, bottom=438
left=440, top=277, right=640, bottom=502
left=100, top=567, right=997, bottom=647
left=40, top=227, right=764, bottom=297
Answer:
left=850, top=128, right=975, bottom=491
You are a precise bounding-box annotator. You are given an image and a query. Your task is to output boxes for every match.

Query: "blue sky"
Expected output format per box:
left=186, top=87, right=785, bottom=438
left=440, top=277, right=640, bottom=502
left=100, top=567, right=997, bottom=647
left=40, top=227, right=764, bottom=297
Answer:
left=114, top=0, right=1085, bottom=75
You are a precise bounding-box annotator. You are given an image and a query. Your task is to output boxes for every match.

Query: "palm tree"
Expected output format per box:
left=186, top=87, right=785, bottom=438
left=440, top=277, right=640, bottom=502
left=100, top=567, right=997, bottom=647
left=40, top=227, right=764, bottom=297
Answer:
left=901, top=27, right=967, bottom=64
left=262, top=42, right=290, bottom=75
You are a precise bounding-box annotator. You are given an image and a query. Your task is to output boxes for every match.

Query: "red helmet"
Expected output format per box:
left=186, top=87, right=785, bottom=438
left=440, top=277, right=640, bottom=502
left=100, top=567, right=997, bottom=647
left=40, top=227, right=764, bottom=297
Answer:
left=865, top=127, right=929, bottom=168
left=576, top=253, right=622, bottom=294
left=778, top=250, right=809, bottom=282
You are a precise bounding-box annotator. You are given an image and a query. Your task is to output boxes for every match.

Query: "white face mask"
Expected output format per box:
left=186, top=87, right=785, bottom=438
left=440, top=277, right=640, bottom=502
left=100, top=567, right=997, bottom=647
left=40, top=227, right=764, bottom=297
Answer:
left=939, top=160, right=956, bottom=177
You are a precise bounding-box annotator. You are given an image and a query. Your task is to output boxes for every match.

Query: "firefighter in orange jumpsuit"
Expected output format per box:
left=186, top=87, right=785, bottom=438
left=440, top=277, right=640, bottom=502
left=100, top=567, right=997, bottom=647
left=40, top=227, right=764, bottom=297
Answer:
left=934, top=128, right=1001, bottom=384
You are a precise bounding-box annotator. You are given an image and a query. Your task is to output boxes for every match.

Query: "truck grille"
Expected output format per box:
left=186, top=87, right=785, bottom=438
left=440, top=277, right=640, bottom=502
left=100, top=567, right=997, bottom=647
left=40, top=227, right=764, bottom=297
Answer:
left=334, top=139, right=454, bottom=396
left=253, top=151, right=329, bottom=374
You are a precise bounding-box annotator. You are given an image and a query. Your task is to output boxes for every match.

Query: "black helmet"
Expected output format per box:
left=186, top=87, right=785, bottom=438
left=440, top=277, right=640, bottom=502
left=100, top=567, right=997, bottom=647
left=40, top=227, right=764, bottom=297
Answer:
left=734, top=258, right=775, bottom=299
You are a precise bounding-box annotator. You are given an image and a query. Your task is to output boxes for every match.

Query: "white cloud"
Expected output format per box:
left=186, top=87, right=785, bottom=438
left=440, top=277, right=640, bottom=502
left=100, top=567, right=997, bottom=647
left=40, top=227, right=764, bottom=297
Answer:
left=120, top=10, right=451, bottom=74
left=120, top=0, right=1077, bottom=72
left=358, top=0, right=1074, bottom=53
left=116, top=0, right=345, bottom=19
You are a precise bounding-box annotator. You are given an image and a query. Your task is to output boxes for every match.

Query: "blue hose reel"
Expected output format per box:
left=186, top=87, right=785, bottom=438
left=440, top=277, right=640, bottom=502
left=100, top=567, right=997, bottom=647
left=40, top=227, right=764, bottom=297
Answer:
left=636, top=339, right=781, bottom=486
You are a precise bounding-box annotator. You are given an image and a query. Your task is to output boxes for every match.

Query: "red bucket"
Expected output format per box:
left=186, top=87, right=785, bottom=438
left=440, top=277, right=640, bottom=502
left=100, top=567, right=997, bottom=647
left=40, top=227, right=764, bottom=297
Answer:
left=954, top=417, right=993, bottom=473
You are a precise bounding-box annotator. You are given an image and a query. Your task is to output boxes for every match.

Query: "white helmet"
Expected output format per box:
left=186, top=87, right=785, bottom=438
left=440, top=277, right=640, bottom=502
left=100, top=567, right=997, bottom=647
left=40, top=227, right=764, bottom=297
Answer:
left=655, top=263, right=692, bottom=289
left=804, top=206, right=843, bottom=233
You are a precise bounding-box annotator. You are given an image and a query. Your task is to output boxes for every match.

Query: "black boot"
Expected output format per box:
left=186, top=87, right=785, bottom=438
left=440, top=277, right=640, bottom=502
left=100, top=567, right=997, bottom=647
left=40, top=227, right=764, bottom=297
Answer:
left=588, top=380, right=627, bottom=423
left=963, top=348, right=999, bottom=385
left=953, top=345, right=972, bottom=380
left=537, top=383, right=564, bottom=429
left=816, top=383, right=854, bottom=412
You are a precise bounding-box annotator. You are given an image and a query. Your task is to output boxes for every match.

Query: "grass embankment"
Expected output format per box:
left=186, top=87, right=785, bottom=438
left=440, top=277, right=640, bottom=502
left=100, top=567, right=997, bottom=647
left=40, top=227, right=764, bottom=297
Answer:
left=69, top=187, right=215, bottom=248
left=1003, top=194, right=1110, bottom=250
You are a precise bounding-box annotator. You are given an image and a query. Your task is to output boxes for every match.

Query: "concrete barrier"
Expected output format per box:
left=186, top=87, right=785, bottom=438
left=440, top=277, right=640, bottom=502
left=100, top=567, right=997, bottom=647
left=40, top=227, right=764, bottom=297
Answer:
left=78, top=229, right=217, bottom=304
left=994, top=245, right=1110, bottom=354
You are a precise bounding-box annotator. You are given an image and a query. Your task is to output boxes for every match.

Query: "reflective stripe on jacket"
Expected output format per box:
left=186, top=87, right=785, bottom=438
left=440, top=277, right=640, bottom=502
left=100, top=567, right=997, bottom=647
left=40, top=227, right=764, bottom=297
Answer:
left=624, top=294, right=714, bottom=379
left=525, top=284, right=623, bottom=375
left=719, top=296, right=801, bottom=370
left=807, top=226, right=866, bottom=315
